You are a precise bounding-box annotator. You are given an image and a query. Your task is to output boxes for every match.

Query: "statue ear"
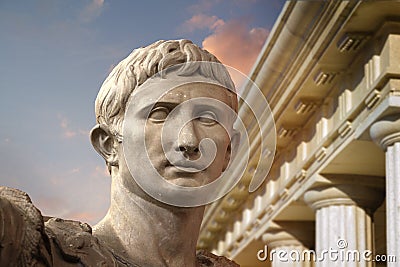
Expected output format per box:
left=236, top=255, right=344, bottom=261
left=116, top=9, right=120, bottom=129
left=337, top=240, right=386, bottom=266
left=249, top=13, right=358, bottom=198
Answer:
left=90, top=124, right=118, bottom=165
left=223, top=130, right=240, bottom=172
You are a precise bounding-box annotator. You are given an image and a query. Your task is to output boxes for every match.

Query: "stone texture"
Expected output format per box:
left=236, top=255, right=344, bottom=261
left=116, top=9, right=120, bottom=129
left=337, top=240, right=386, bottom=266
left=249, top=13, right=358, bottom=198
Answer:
left=304, top=176, right=384, bottom=267
left=370, top=115, right=400, bottom=267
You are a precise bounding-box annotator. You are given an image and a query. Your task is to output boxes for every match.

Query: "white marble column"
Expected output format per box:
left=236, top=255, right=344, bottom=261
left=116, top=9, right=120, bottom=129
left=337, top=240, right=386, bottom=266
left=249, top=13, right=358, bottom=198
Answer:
left=262, top=221, right=315, bottom=267
left=304, top=176, right=384, bottom=267
left=370, top=114, right=400, bottom=266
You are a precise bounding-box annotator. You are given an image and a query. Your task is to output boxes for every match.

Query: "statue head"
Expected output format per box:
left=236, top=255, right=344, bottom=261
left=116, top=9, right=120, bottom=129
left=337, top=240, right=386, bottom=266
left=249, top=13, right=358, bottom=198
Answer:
left=90, top=39, right=239, bottom=206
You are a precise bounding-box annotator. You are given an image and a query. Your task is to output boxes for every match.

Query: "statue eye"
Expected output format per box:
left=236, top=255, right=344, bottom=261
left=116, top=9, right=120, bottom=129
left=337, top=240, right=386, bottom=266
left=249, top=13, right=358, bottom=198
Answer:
left=197, top=111, right=217, bottom=126
left=149, top=107, right=169, bottom=122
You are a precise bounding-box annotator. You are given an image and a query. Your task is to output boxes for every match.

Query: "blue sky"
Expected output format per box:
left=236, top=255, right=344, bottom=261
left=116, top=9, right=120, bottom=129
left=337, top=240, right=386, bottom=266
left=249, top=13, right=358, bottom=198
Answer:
left=0, top=0, right=286, bottom=225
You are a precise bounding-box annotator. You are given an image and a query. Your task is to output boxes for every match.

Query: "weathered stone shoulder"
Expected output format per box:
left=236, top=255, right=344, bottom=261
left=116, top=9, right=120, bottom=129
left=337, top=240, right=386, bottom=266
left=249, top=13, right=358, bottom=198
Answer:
left=0, top=186, right=239, bottom=266
left=0, top=186, right=48, bottom=266
left=197, top=250, right=240, bottom=267
left=44, top=217, right=132, bottom=266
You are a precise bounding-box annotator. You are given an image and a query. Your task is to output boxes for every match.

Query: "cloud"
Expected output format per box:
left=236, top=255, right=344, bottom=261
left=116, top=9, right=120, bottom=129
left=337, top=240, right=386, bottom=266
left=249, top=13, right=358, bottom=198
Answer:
left=58, top=114, right=89, bottom=139
left=36, top=196, right=102, bottom=224
left=202, top=19, right=268, bottom=86
left=35, top=196, right=70, bottom=216
left=29, top=163, right=111, bottom=225
left=92, top=165, right=109, bottom=178
left=65, top=211, right=102, bottom=223
left=188, top=0, right=218, bottom=13
left=178, top=8, right=269, bottom=87
left=80, top=0, right=105, bottom=23
left=59, top=115, right=77, bottom=138
left=180, top=14, right=224, bottom=33
left=71, top=168, right=80, bottom=174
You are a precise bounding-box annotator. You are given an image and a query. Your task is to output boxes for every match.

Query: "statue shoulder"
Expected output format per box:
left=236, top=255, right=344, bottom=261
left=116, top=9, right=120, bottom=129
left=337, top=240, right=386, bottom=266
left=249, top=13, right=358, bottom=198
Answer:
left=0, top=186, right=132, bottom=266
left=0, top=187, right=230, bottom=267
left=197, top=250, right=240, bottom=267
left=45, top=217, right=130, bottom=266
left=0, top=186, right=47, bottom=266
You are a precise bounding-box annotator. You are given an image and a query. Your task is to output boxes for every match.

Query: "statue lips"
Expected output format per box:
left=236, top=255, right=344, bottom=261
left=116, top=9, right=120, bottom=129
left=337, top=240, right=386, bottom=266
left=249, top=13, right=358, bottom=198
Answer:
left=167, top=154, right=213, bottom=172
left=158, top=146, right=217, bottom=187
left=163, top=159, right=209, bottom=187
left=166, top=159, right=205, bottom=173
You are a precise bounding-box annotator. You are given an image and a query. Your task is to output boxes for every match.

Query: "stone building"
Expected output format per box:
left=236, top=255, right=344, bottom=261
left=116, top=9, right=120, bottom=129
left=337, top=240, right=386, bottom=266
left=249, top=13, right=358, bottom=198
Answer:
left=198, top=1, right=400, bottom=266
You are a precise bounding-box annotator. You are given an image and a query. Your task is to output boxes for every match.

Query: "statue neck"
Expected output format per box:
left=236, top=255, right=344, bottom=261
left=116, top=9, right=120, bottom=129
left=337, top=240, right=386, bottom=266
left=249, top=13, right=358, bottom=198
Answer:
left=94, top=174, right=205, bottom=267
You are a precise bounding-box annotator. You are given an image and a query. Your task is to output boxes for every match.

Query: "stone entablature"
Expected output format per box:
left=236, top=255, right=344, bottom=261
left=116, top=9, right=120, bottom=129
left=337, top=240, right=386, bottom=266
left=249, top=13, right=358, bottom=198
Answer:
left=198, top=1, right=400, bottom=261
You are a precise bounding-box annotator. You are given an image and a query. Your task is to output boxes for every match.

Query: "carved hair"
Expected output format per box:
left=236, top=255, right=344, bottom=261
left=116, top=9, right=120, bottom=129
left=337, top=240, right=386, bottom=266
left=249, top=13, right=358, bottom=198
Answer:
left=95, top=39, right=236, bottom=136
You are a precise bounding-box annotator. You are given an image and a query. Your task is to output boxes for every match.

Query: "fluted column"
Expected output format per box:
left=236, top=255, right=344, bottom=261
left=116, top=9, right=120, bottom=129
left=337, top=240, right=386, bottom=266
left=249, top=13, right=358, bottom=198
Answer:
left=304, top=176, right=384, bottom=267
left=261, top=221, right=315, bottom=267
left=370, top=114, right=400, bottom=266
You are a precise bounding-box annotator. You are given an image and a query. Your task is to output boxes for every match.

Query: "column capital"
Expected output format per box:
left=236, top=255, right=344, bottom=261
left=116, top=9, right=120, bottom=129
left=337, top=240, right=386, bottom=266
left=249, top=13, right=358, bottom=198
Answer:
left=262, top=221, right=314, bottom=249
left=303, top=175, right=385, bottom=212
left=370, top=114, right=400, bottom=151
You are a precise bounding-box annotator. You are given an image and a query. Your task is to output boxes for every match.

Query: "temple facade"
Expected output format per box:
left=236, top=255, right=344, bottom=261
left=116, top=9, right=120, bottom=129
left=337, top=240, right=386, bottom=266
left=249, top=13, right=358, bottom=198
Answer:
left=198, top=1, right=400, bottom=266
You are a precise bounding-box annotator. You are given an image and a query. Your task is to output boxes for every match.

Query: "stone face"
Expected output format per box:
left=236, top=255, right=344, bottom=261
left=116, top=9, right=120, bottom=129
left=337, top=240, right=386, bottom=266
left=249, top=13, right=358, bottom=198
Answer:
left=0, top=39, right=240, bottom=267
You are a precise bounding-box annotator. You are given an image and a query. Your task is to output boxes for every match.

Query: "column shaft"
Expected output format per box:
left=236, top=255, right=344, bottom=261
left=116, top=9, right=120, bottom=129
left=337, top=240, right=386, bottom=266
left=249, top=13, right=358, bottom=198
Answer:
left=304, top=178, right=384, bottom=267
left=386, top=142, right=400, bottom=264
left=315, top=205, right=372, bottom=267
left=370, top=114, right=400, bottom=265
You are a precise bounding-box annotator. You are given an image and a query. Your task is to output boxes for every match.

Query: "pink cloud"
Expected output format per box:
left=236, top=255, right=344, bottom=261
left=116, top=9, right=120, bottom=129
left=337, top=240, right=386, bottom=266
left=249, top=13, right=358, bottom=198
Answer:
left=78, top=129, right=90, bottom=137
left=35, top=196, right=68, bottom=215
left=58, top=115, right=77, bottom=139
left=58, top=114, right=88, bottom=139
left=71, top=168, right=80, bottom=174
left=29, top=163, right=111, bottom=225
left=180, top=14, right=224, bottom=33
left=60, top=117, right=68, bottom=129
left=65, top=211, right=101, bottom=224
left=64, top=130, right=77, bottom=138
left=92, top=165, right=109, bottom=178
left=202, top=19, right=268, bottom=86
left=80, top=0, right=105, bottom=23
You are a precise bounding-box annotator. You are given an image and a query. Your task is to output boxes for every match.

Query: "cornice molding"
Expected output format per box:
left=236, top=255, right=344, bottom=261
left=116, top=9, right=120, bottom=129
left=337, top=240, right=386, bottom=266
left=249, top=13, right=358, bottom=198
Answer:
left=370, top=114, right=400, bottom=151
left=303, top=175, right=385, bottom=212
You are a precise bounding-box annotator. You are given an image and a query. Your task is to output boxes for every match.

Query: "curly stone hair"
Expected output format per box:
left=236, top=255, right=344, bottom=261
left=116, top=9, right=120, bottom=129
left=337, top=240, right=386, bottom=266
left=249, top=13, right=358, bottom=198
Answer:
left=95, top=39, right=237, bottom=137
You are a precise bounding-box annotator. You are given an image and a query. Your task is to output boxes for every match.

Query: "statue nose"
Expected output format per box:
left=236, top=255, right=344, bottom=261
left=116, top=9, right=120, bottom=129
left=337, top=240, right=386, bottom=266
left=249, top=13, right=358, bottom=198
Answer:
left=177, top=121, right=200, bottom=159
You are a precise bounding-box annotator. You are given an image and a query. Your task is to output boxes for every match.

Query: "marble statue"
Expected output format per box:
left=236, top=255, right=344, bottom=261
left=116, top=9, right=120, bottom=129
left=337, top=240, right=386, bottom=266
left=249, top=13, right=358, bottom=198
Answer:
left=0, top=40, right=240, bottom=266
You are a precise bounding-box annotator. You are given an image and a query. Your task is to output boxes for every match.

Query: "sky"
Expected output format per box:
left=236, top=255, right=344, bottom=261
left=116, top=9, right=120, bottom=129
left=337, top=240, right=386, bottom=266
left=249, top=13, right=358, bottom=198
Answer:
left=0, top=0, right=286, bottom=225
